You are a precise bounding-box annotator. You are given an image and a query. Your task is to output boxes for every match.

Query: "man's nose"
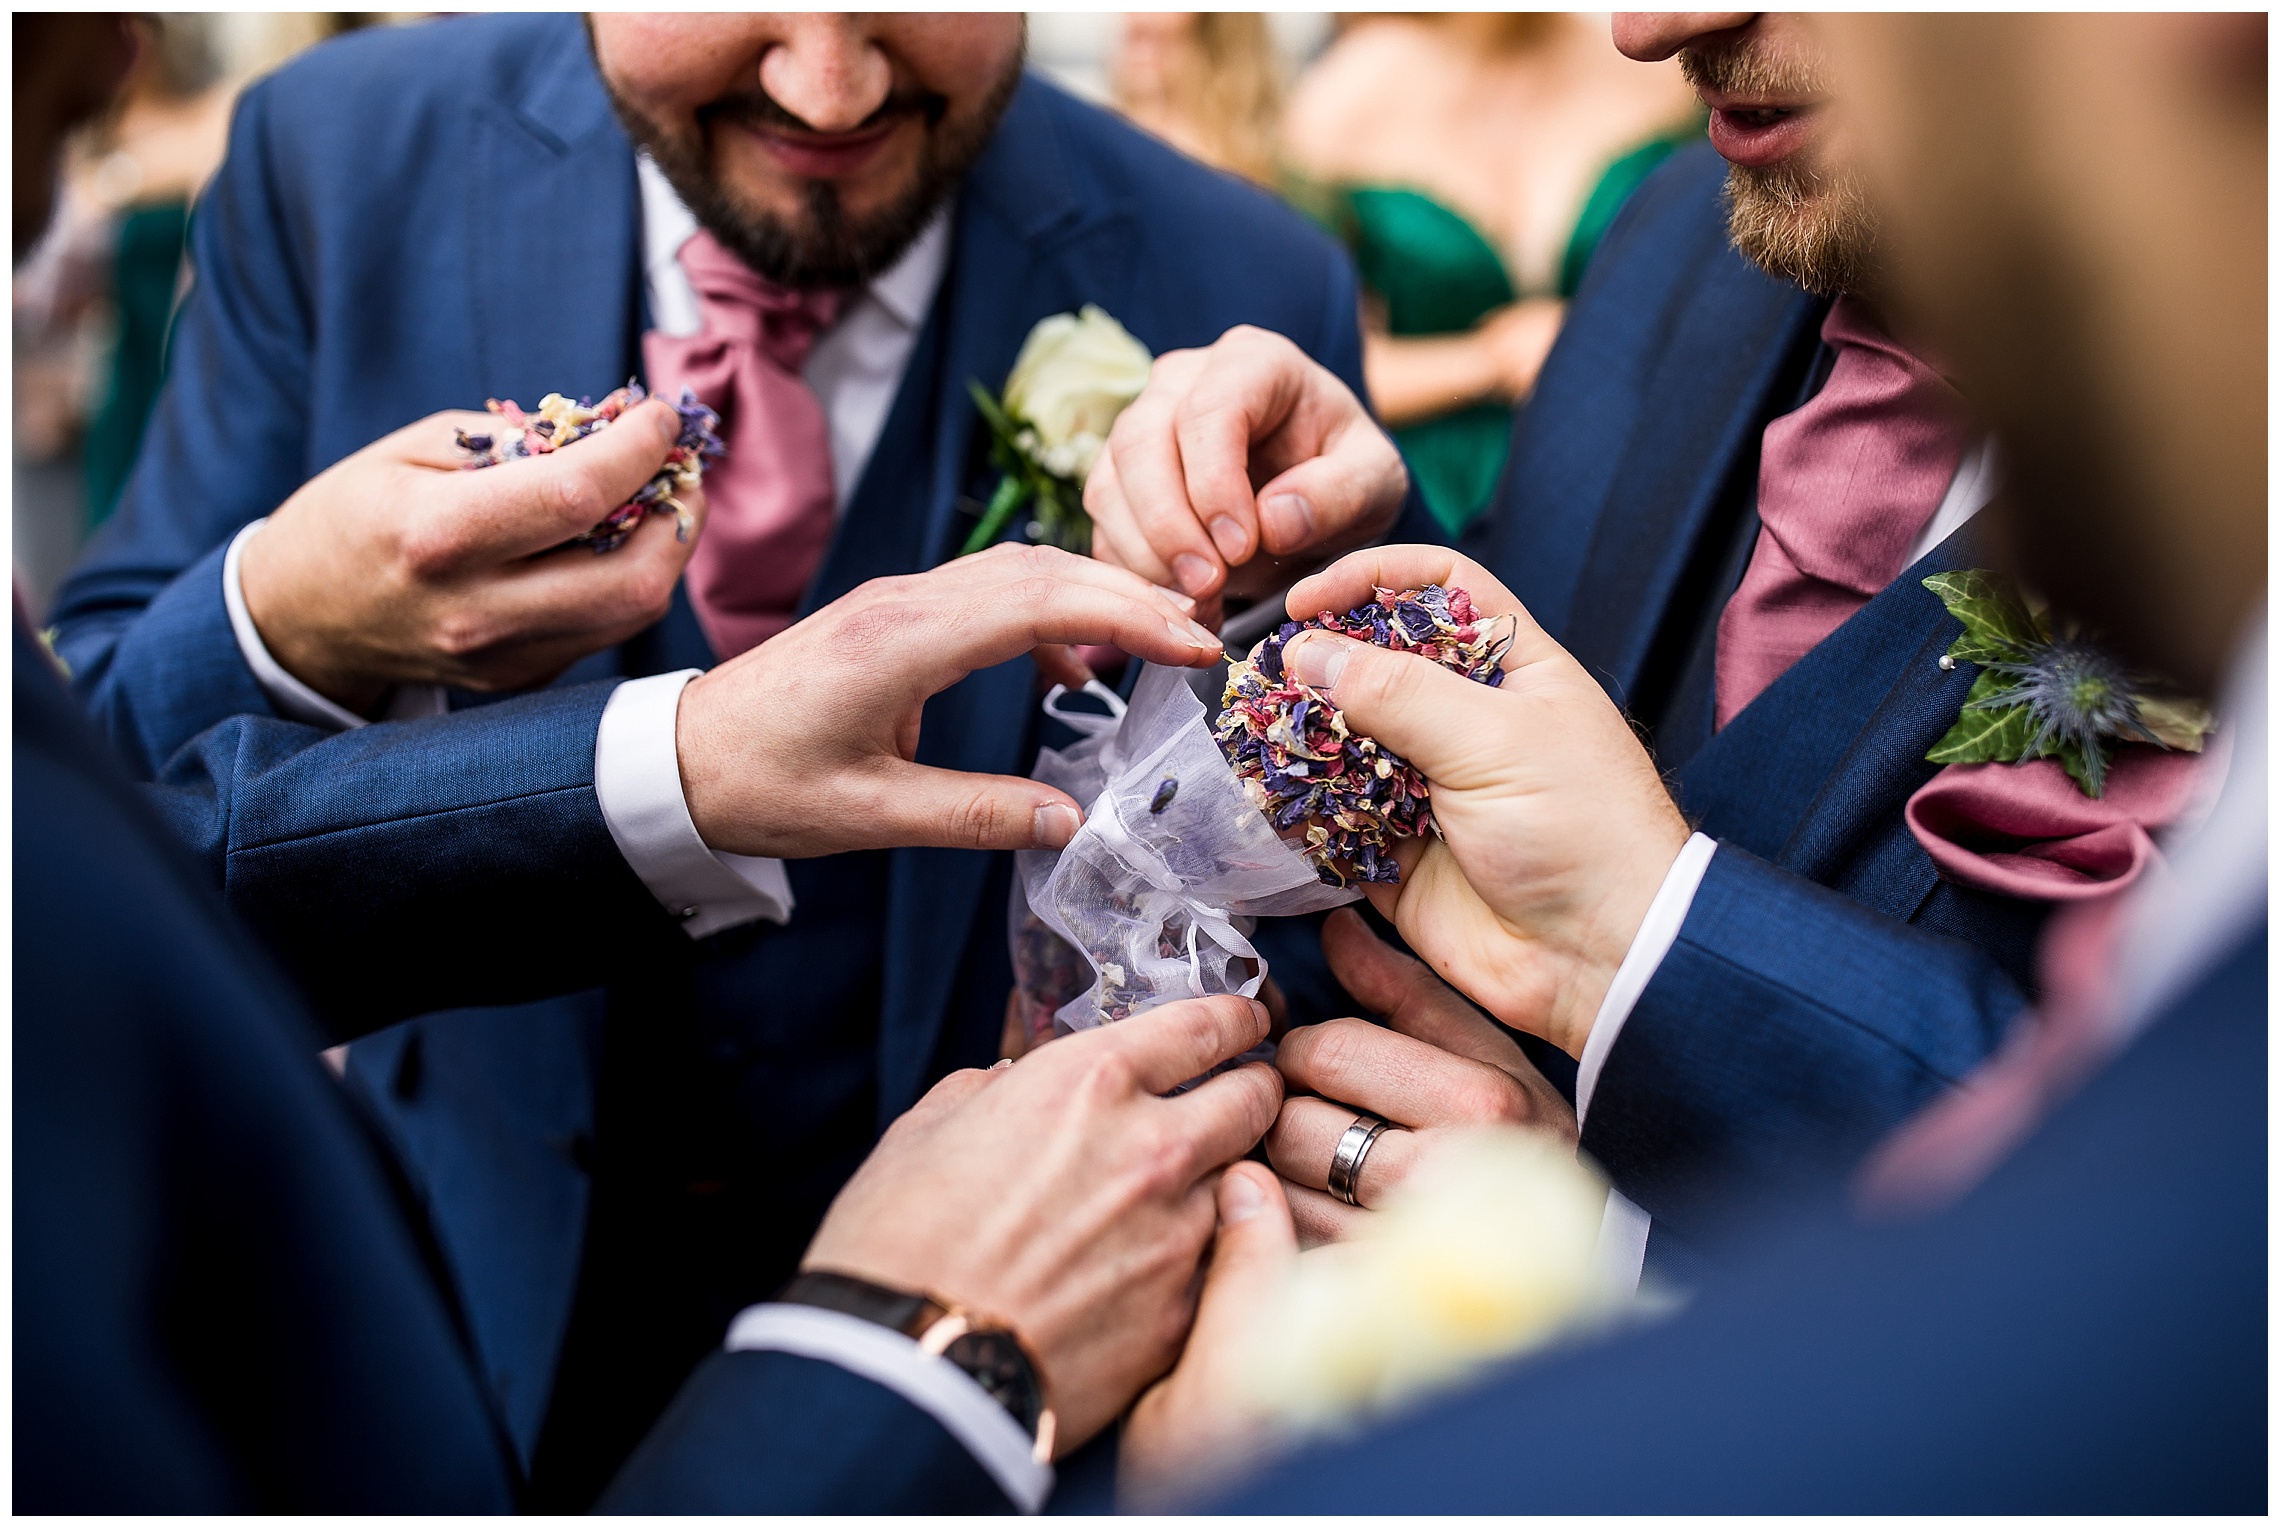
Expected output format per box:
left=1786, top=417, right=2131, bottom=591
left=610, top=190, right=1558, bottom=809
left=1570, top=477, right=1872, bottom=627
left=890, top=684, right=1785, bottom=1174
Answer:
left=1612, top=12, right=1758, bottom=62
left=756, top=15, right=893, bottom=134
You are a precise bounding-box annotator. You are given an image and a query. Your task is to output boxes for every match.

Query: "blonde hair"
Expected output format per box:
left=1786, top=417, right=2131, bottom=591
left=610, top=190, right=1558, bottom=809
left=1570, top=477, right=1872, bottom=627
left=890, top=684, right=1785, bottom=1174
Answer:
left=1112, top=13, right=1286, bottom=187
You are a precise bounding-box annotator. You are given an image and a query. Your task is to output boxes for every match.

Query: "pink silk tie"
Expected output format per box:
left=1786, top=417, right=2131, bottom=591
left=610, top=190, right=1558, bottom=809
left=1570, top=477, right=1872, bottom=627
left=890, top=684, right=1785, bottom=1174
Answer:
left=643, top=229, right=850, bottom=659
left=1715, top=297, right=1973, bottom=728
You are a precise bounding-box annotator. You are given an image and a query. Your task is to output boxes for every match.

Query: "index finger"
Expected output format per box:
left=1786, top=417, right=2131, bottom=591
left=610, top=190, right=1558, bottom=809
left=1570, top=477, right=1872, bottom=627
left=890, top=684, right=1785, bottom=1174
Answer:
left=1106, top=994, right=1273, bottom=1096
left=880, top=545, right=1227, bottom=693
left=1286, top=545, right=1520, bottom=629
left=441, top=397, right=685, bottom=563
left=1281, top=544, right=1567, bottom=672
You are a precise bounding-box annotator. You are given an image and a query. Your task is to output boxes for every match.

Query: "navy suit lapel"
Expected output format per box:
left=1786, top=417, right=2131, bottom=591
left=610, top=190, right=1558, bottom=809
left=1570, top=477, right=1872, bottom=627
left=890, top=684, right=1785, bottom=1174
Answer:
left=468, top=24, right=643, bottom=409
left=1558, top=276, right=1824, bottom=705
left=1673, top=526, right=1986, bottom=920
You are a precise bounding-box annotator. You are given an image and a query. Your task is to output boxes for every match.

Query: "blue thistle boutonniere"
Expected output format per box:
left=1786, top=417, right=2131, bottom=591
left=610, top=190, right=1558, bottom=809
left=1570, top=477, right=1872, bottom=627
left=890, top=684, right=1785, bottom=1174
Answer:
left=1923, top=570, right=2212, bottom=797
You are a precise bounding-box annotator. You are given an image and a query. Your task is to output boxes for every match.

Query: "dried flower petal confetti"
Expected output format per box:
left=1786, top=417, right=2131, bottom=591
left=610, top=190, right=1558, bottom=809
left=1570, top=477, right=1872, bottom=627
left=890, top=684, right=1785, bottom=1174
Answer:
left=454, top=381, right=724, bottom=552
left=1215, top=584, right=1512, bottom=887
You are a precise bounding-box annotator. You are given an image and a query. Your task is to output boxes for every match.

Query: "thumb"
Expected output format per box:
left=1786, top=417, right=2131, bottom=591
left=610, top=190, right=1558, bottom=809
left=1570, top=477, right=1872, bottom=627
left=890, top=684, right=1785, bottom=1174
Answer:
left=1207, top=1162, right=1298, bottom=1299
left=1279, top=632, right=1497, bottom=781
left=862, top=763, right=1089, bottom=853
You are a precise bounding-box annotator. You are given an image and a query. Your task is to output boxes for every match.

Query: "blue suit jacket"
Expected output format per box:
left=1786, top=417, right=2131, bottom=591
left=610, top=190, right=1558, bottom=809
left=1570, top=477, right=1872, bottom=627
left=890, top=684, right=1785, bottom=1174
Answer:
left=1224, top=924, right=2268, bottom=1511
left=46, top=13, right=1367, bottom=1488
left=15, top=625, right=1007, bottom=1513
left=1254, top=142, right=2039, bottom=1235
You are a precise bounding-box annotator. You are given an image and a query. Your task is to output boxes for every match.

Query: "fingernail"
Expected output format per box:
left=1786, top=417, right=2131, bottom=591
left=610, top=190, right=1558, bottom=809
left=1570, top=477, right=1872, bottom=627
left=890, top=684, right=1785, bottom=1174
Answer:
left=992, top=1057, right=1014, bottom=1071
left=1260, top=493, right=1314, bottom=548
left=1208, top=516, right=1247, bottom=560
left=1222, top=1169, right=1267, bottom=1224
left=1184, top=617, right=1224, bottom=650
left=1171, top=553, right=1218, bottom=597
left=1033, top=802, right=1081, bottom=848
left=1284, top=633, right=1347, bottom=690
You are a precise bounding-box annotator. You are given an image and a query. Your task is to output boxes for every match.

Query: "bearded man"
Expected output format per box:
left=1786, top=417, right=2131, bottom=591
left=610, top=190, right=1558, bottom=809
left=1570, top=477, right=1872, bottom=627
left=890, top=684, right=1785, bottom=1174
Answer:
left=45, top=13, right=1366, bottom=1505
left=1081, top=11, right=2202, bottom=1274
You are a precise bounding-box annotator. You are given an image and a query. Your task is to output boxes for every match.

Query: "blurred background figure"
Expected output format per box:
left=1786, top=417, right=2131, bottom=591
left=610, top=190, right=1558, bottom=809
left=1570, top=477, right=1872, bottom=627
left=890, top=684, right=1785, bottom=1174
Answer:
left=1282, top=14, right=1698, bottom=534
left=12, top=13, right=413, bottom=609
left=1109, top=12, right=1286, bottom=187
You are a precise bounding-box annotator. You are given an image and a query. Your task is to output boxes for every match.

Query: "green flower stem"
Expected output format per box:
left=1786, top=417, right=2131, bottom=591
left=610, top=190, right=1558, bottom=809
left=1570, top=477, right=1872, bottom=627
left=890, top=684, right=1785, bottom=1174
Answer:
left=959, top=472, right=1035, bottom=556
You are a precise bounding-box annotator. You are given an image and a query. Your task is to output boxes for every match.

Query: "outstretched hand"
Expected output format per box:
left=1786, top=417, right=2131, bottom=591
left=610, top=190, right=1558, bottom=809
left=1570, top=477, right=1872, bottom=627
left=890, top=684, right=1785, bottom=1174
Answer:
left=1273, top=546, right=1692, bottom=1058
left=675, top=543, right=1226, bottom=859
left=804, top=993, right=1283, bottom=1456
left=1085, top=326, right=1409, bottom=617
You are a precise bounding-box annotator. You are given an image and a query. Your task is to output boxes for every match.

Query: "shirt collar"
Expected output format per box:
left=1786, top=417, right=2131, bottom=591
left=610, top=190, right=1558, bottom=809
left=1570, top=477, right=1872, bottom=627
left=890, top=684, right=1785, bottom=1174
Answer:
left=637, top=152, right=950, bottom=329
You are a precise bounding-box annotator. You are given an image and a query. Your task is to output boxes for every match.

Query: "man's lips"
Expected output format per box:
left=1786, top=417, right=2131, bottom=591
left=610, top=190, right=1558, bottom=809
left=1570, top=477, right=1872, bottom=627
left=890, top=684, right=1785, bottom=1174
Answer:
left=1703, top=99, right=1820, bottom=170
left=727, top=114, right=909, bottom=180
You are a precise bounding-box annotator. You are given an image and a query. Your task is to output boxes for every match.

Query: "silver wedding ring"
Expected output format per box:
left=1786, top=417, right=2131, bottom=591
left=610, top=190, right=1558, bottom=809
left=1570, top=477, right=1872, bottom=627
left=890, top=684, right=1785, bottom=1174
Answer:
left=1327, top=1112, right=1397, bottom=1206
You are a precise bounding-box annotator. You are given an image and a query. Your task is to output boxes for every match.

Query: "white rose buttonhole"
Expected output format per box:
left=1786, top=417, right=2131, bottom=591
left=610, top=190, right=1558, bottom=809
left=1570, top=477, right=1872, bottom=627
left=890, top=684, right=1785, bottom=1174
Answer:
left=960, top=304, right=1154, bottom=556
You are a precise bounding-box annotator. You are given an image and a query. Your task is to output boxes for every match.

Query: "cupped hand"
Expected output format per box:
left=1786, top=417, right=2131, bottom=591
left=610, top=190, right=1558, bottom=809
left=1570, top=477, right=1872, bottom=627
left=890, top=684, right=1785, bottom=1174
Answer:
left=802, top=994, right=1284, bottom=1456
left=1267, top=909, right=1576, bottom=1246
left=1085, top=325, right=1408, bottom=614
left=1275, top=546, right=1692, bottom=1058
left=675, top=543, right=1224, bottom=858
left=238, top=398, right=698, bottom=713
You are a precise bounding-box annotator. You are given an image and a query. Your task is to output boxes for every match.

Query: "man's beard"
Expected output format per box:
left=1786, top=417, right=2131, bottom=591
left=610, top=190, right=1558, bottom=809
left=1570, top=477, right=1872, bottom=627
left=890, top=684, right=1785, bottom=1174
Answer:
left=1683, top=43, right=1883, bottom=297
left=604, top=60, right=1020, bottom=289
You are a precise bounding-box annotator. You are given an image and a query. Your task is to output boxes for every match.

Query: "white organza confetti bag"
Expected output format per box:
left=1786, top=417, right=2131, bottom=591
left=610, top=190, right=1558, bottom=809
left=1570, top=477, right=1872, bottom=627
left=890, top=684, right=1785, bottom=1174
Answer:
left=1016, top=662, right=1360, bottom=1039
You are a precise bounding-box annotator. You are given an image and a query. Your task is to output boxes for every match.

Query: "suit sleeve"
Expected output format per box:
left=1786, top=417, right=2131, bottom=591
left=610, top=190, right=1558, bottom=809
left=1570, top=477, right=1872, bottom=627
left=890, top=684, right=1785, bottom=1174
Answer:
left=49, top=77, right=322, bottom=778
left=1580, top=844, right=2028, bottom=1238
left=600, top=1349, right=1015, bottom=1513
left=144, top=678, right=685, bottom=1040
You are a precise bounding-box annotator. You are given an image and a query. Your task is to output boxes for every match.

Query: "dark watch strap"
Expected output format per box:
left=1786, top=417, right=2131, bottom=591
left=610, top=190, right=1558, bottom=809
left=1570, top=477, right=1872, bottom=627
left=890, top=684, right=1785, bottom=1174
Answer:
left=778, top=1269, right=947, bottom=1339
left=776, top=1270, right=1051, bottom=1447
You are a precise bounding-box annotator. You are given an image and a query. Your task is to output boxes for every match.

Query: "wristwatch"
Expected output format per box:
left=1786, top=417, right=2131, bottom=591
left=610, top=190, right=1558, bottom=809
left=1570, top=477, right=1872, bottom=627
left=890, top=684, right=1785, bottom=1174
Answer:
left=777, top=1269, right=1057, bottom=1463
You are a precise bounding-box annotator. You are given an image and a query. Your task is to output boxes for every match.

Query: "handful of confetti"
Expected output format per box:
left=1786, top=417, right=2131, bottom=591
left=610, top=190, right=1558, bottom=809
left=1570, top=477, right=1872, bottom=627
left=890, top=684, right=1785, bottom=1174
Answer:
left=1216, top=585, right=1513, bottom=887
left=454, top=382, right=724, bottom=553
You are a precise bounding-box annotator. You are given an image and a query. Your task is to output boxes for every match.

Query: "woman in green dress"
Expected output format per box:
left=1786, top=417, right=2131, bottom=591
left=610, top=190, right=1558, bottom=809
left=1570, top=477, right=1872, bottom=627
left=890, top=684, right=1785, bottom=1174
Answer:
left=1283, top=14, right=1702, bottom=536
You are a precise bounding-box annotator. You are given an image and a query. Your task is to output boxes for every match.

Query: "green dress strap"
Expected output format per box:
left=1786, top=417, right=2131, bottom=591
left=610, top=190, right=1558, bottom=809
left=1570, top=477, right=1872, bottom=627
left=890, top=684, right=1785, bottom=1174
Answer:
left=1557, top=120, right=1706, bottom=299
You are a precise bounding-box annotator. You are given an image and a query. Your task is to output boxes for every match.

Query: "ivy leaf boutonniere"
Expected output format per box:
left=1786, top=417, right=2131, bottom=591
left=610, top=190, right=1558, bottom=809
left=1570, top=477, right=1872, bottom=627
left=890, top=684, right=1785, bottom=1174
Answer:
left=1923, top=569, right=2213, bottom=797
left=959, top=305, right=1154, bottom=557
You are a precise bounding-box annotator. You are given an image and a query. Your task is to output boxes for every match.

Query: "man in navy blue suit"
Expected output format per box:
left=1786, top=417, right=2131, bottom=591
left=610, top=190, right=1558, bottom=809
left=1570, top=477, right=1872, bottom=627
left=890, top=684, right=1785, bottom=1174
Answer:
left=685, top=13, right=2258, bottom=1508
left=1086, top=13, right=2084, bottom=1263
left=43, top=13, right=1366, bottom=1496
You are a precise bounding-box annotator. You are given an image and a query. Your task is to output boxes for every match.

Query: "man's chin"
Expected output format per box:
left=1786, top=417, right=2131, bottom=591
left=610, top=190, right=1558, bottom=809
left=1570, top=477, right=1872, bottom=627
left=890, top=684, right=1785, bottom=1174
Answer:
left=1724, top=162, right=1882, bottom=299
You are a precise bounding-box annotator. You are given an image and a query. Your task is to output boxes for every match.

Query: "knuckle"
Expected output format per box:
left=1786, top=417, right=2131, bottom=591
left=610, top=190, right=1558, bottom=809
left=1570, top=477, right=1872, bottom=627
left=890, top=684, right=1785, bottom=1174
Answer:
left=397, top=520, right=468, bottom=582
left=1454, top=1069, right=1527, bottom=1125
left=428, top=608, right=497, bottom=661
left=945, top=793, right=1010, bottom=849
left=542, top=468, right=608, bottom=527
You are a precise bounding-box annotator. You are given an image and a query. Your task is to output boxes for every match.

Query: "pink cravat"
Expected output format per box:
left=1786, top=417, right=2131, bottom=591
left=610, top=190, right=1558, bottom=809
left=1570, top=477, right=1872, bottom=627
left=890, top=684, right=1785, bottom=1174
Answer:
left=643, top=230, right=850, bottom=659
left=1715, top=297, right=1973, bottom=727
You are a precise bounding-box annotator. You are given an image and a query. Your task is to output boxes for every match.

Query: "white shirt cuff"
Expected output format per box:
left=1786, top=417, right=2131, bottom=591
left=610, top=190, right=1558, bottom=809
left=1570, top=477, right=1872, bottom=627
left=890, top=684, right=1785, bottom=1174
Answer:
left=723, top=1303, right=1052, bottom=1513
left=1575, top=832, right=1720, bottom=1125
left=594, top=670, right=795, bottom=938
left=223, top=519, right=448, bottom=730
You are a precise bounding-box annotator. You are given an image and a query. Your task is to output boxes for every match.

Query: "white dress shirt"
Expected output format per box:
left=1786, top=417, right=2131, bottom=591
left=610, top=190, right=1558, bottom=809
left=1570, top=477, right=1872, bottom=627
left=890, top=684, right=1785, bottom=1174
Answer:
left=225, top=160, right=952, bottom=938
left=1582, top=437, right=2002, bottom=1289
